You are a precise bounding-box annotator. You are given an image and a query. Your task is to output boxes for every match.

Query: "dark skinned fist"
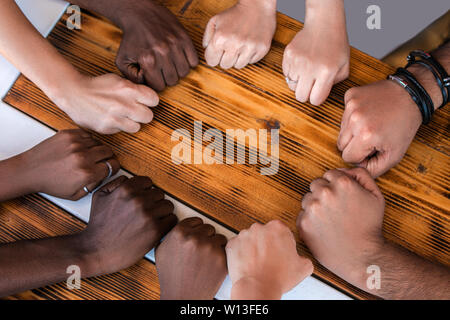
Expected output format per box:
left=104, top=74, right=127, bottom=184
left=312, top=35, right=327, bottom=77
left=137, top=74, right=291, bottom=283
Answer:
left=156, top=217, right=228, bottom=300
left=115, top=0, right=199, bottom=91
left=79, top=176, right=178, bottom=276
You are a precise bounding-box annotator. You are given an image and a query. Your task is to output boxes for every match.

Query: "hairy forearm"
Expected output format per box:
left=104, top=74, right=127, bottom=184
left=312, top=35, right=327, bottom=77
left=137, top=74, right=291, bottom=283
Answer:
left=0, top=234, right=91, bottom=297
left=407, top=41, right=450, bottom=110
left=0, top=0, right=81, bottom=101
left=231, top=277, right=282, bottom=300
left=361, top=242, right=450, bottom=300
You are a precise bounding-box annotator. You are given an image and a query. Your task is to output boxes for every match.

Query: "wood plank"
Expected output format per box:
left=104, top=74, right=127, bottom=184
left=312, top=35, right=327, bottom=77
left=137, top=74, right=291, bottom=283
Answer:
left=2, top=0, right=449, bottom=299
left=0, top=194, right=160, bottom=300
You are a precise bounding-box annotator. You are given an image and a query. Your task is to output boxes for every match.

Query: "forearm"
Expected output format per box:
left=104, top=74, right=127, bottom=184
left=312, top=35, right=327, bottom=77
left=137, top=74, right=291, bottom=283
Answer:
left=70, top=0, right=148, bottom=29
left=238, top=0, right=277, bottom=11
left=305, top=0, right=346, bottom=26
left=231, top=277, right=282, bottom=300
left=407, top=41, right=450, bottom=110
left=358, top=242, right=450, bottom=300
left=0, top=1, right=81, bottom=101
left=0, top=155, right=35, bottom=202
left=0, top=234, right=92, bottom=297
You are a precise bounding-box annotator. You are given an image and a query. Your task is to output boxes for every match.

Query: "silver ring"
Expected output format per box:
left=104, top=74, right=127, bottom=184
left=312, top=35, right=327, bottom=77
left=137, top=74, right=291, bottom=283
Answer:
left=285, top=76, right=298, bottom=84
left=105, top=161, right=113, bottom=180
left=83, top=186, right=90, bottom=194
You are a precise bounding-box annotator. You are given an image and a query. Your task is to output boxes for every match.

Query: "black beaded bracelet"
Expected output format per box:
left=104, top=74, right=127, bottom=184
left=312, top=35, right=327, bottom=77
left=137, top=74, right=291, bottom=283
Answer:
left=396, top=67, right=434, bottom=124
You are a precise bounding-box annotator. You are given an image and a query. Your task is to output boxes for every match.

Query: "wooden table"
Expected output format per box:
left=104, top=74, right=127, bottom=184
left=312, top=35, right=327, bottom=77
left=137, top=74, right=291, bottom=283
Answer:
left=2, top=0, right=449, bottom=299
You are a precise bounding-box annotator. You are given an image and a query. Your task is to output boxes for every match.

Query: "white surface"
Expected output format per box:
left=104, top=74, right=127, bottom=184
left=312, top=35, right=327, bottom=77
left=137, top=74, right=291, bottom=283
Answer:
left=0, top=0, right=350, bottom=300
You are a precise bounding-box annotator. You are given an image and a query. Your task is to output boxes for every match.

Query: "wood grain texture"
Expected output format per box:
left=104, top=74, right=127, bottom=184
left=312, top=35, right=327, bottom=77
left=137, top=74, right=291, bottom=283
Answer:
left=2, top=0, right=449, bottom=299
left=0, top=194, right=161, bottom=300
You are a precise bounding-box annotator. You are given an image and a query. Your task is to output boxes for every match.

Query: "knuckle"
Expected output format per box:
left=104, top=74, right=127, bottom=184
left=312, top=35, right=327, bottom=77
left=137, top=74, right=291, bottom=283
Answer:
left=336, top=175, right=352, bottom=187
left=360, top=127, right=375, bottom=142
left=349, top=110, right=364, bottom=124
left=250, top=223, right=262, bottom=231
left=67, top=142, right=83, bottom=153
left=77, top=168, right=94, bottom=183
left=118, top=184, right=134, bottom=198
left=267, top=219, right=287, bottom=231
left=166, top=33, right=179, bottom=45
left=213, top=34, right=228, bottom=47
left=131, top=197, right=146, bottom=210
left=345, top=87, right=358, bottom=101
left=309, top=199, right=321, bottom=213
left=317, top=186, right=333, bottom=199
left=184, top=235, right=200, bottom=249
left=139, top=53, right=156, bottom=66
left=70, top=152, right=87, bottom=168
left=298, top=215, right=311, bottom=232
left=154, top=43, right=170, bottom=56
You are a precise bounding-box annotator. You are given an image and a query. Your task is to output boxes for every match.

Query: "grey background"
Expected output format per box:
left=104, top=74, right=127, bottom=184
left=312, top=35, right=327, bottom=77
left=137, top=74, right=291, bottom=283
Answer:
left=277, top=0, right=449, bottom=59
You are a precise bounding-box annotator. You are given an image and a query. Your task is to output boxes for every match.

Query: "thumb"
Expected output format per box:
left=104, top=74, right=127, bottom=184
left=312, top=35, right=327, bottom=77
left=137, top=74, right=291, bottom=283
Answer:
left=96, top=175, right=128, bottom=195
left=203, top=17, right=217, bottom=48
left=339, top=167, right=383, bottom=199
left=363, top=150, right=395, bottom=178
left=116, top=45, right=144, bottom=85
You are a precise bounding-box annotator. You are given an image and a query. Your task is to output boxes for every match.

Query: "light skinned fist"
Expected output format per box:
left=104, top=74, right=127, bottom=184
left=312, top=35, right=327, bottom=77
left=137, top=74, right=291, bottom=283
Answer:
left=203, top=0, right=277, bottom=70
left=226, top=220, right=313, bottom=300
left=338, top=80, right=423, bottom=177
left=283, top=0, right=349, bottom=105
left=297, top=168, right=385, bottom=288
left=53, top=73, right=159, bottom=135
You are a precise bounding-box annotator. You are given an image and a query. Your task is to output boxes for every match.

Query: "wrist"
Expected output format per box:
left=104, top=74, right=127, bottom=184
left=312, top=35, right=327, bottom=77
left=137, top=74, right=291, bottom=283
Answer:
left=231, top=277, right=282, bottom=300
left=112, top=0, right=157, bottom=30
left=68, top=231, right=104, bottom=278
left=407, top=63, right=444, bottom=111
left=385, top=78, right=423, bottom=128
left=239, top=0, right=277, bottom=12
left=305, top=0, right=345, bottom=24
left=0, top=154, right=38, bottom=201
left=47, top=71, right=87, bottom=114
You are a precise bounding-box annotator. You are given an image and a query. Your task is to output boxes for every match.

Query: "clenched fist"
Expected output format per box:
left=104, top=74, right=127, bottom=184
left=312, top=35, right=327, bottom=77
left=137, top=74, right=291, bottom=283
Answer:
left=297, top=168, right=385, bottom=288
left=203, top=0, right=277, bottom=69
left=226, top=220, right=313, bottom=300
left=283, top=0, right=349, bottom=105
left=114, top=0, right=198, bottom=91
left=339, top=80, right=425, bottom=178
left=80, top=176, right=178, bottom=275
left=156, top=217, right=228, bottom=300
left=53, top=74, right=159, bottom=135
left=0, top=129, right=120, bottom=201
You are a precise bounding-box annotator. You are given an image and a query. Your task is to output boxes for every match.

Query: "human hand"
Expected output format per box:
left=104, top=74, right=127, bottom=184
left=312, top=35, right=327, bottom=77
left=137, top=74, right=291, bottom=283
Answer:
left=52, top=74, right=158, bottom=135
left=203, top=0, right=277, bottom=69
left=79, top=176, right=177, bottom=276
left=297, top=168, right=385, bottom=288
left=338, top=80, right=423, bottom=177
left=114, top=0, right=198, bottom=91
left=283, top=0, right=349, bottom=105
left=226, top=220, right=313, bottom=300
left=12, top=129, right=120, bottom=201
left=156, top=217, right=228, bottom=300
